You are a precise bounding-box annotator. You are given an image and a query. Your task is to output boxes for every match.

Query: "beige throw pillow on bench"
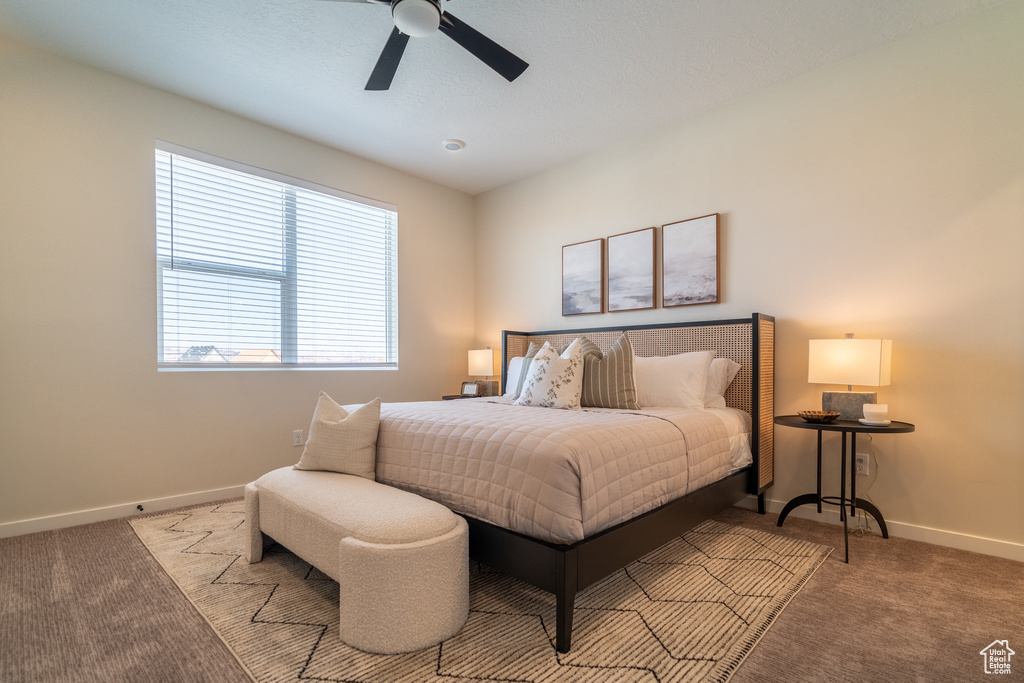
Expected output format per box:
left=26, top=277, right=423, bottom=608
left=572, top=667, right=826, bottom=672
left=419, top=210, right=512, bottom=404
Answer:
left=294, top=392, right=381, bottom=480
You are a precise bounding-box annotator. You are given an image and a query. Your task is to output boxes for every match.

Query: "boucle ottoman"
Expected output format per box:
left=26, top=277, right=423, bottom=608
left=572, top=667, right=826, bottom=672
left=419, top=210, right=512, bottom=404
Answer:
left=244, top=466, right=469, bottom=654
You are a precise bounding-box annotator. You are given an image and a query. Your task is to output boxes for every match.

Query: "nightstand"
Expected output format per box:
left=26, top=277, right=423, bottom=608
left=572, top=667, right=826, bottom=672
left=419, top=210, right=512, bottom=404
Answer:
left=442, top=394, right=476, bottom=400
left=774, top=415, right=915, bottom=562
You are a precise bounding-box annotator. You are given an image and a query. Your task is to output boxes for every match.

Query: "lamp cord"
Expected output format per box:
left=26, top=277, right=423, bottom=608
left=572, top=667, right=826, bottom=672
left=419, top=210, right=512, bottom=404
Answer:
left=851, top=434, right=877, bottom=535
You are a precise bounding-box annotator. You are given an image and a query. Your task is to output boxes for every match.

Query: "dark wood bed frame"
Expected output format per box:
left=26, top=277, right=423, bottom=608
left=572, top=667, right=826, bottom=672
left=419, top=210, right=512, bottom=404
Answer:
left=465, top=313, right=775, bottom=653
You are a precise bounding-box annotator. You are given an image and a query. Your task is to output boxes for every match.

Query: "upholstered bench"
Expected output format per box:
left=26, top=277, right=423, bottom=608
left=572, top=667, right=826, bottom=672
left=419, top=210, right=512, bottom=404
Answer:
left=244, top=466, right=469, bottom=654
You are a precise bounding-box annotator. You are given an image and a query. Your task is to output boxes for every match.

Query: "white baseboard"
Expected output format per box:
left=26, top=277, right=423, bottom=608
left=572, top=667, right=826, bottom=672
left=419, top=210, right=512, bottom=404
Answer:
left=5, top=487, right=1021, bottom=563
left=736, top=495, right=1024, bottom=563
left=0, top=485, right=246, bottom=539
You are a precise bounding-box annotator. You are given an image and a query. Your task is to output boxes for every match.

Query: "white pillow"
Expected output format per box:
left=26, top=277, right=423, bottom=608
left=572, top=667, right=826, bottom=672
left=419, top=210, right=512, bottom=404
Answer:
left=294, top=393, right=381, bottom=479
left=504, top=356, right=525, bottom=397
left=508, top=342, right=544, bottom=399
left=704, top=358, right=742, bottom=409
left=514, top=340, right=584, bottom=409
left=634, top=351, right=715, bottom=409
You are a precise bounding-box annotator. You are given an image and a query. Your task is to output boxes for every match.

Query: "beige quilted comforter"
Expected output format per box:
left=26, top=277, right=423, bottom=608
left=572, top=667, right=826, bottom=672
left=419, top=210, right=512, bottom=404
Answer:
left=374, top=398, right=739, bottom=544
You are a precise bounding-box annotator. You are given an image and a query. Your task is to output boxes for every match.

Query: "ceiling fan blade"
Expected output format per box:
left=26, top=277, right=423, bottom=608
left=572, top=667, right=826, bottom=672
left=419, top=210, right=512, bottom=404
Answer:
left=366, top=27, right=411, bottom=91
left=438, top=12, right=528, bottom=83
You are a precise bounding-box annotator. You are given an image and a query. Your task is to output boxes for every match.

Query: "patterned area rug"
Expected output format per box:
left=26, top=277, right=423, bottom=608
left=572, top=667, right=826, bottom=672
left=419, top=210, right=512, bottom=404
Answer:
left=130, top=501, right=830, bottom=683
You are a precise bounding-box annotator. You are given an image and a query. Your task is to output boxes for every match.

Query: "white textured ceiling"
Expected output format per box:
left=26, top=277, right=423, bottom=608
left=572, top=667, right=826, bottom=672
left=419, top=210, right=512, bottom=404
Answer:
left=0, top=0, right=1007, bottom=194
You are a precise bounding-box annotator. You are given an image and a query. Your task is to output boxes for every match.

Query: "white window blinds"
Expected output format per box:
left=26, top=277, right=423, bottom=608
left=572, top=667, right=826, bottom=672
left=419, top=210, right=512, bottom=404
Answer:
left=155, top=146, right=398, bottom=369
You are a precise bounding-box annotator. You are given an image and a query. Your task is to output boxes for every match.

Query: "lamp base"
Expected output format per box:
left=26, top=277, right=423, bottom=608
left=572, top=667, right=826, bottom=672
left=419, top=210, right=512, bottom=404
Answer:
left=822, top=391, right=876, bottom=421
left=476, top=380, right=499, bottom=397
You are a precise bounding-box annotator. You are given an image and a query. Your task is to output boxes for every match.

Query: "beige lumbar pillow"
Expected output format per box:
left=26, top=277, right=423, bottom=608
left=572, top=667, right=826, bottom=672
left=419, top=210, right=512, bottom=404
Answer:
left=294, top=392, right=381, bottom=480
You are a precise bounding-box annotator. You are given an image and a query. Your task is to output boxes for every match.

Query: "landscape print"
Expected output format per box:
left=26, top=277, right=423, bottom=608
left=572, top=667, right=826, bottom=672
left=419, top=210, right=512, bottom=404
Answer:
left=562, top=238, right=604, bottom=315
left=663, top=214, right=719, bottom=307
left=608, top=227, right=655, bottom=311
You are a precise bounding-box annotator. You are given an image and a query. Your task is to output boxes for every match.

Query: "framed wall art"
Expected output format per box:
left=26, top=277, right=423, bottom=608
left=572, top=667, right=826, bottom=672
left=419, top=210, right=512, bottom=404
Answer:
left=607, top=227, right=655, bottom=312
left=662, top=213, right=719, bottom=307
left=562, top=238, right=604, bottom=316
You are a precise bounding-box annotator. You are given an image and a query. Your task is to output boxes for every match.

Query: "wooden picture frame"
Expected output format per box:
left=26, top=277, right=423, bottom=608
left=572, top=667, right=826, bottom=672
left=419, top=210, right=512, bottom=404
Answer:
left=561, top=238, right=604, bottom=316
left=461, top=381, right=479, bottom=396
left=607, top=227, right=656, bottom=312
left=662, top=213, right=720, bottom=307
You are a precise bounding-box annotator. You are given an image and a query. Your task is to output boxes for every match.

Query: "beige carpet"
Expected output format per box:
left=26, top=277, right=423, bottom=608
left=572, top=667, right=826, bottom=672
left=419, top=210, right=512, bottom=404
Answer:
left=130, top=500, right=831, bottom=683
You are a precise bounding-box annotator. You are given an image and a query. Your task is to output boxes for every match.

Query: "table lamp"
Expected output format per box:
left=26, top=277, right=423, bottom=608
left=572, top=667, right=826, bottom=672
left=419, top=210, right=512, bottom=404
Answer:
left=808, top=335, right=891, bottom=420
left=468, top=348, right=497, bottom=397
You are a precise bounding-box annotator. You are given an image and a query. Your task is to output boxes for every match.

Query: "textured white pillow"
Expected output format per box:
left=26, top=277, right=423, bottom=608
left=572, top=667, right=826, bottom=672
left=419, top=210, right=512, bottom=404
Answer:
left=294, top=393, right=381, bottom=480
left=504, top=356, right=525, bottom=397
left=514, top=340, right=584, bottom=409
left=704, top=358, right=742, bottom=409
left=634, top=350, right=715, bottom=409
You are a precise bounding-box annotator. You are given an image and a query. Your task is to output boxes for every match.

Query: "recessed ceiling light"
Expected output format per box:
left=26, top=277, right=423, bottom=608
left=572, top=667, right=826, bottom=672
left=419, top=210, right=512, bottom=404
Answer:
left=443, top=139, right=466, bottom=152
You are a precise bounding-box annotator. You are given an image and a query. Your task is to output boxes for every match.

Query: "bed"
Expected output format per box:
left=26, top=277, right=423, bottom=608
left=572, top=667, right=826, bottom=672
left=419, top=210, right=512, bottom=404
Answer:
left=375, top=313, right=775, bottom=652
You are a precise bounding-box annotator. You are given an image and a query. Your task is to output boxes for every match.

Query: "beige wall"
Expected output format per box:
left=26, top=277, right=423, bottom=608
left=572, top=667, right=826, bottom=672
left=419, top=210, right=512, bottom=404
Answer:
left=0, top=37, right=475, bottom=526
left=475, top=3, right=1024, bottom=548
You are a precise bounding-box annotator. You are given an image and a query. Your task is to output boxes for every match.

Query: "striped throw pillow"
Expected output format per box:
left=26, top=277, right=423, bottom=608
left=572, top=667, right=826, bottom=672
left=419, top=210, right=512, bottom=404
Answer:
left=581, top=333, right=640, bottom=410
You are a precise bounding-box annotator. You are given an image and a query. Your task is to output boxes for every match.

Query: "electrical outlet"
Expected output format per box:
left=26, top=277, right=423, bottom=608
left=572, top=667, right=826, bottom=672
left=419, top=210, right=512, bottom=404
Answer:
left=292, top=429, right=304, bottom=447
left=855, top=452, right=870, bottom=476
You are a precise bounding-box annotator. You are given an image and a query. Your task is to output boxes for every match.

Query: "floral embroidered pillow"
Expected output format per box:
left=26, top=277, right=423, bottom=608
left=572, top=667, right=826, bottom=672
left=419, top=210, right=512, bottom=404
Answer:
left=514, top=339, right=584, bottom=409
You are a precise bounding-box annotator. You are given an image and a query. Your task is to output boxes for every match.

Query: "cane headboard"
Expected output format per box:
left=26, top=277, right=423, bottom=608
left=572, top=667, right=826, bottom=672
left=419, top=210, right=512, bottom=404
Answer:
left=501, top=313, right=775, bottom=497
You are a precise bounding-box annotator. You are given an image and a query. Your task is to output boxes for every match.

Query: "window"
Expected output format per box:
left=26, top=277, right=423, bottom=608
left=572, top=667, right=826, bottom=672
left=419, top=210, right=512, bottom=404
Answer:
left=155, top=145, right=398, bottom=369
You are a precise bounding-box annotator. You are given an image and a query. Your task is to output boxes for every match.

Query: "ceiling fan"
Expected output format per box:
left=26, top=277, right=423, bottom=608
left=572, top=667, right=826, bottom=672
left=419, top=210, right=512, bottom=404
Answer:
left=323, top=0, right=529, bottom=91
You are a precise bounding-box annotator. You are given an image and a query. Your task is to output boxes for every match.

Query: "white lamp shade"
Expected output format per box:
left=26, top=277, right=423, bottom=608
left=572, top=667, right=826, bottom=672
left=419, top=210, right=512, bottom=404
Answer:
left=808, top=339, right=891, bottom=387
left=468, top=349, right=494, bottom=377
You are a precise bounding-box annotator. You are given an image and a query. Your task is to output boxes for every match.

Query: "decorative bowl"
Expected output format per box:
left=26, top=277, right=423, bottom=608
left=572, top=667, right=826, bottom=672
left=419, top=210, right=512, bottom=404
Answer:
left=797, top=410, right=841, bottom=424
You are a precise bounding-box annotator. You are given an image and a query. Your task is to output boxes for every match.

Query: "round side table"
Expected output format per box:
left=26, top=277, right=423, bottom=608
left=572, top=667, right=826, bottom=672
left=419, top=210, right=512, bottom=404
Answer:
left=774, top=415, right=915, bottom=563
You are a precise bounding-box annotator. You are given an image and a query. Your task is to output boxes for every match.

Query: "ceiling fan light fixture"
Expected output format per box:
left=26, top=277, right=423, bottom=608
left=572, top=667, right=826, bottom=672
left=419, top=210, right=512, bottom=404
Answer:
left=443, top=139, right=465, bottom=151
left=392, top=0, right=441, bottom=38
